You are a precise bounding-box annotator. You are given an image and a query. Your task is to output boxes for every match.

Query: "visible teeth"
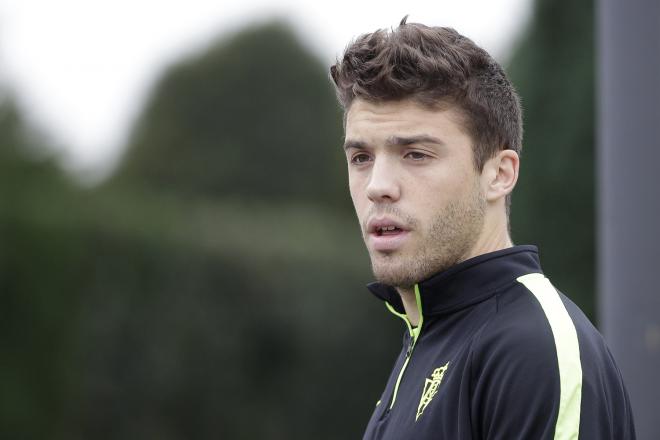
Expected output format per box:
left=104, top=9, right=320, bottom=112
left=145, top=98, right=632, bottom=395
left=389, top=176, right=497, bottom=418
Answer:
left=379, top=225, right=398, bottom=232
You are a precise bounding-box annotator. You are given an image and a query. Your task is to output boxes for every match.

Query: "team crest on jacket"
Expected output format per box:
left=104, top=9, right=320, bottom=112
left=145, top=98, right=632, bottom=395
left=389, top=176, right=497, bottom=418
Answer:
left=416, top=362, right=449, bottom=421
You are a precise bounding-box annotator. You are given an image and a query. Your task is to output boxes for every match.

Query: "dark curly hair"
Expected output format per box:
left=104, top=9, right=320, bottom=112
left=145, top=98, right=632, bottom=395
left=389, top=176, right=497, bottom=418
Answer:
left=330, top=16, right=523, bottom=172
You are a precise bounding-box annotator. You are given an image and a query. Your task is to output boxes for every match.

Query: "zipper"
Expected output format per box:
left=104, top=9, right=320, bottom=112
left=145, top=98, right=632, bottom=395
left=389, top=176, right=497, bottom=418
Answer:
left=384, top=284, right=424, bottom=410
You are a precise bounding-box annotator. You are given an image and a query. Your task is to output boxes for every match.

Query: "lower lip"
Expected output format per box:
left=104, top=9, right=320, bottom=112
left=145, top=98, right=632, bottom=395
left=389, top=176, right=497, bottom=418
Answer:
left=369, top=230, right=410, bottom=252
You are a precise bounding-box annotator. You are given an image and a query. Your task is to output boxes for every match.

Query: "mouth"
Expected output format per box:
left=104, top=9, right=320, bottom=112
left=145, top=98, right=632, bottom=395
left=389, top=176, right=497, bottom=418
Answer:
left=374, top=225, right=405, bottom=236
left=367, top=218, right=410, bottom=252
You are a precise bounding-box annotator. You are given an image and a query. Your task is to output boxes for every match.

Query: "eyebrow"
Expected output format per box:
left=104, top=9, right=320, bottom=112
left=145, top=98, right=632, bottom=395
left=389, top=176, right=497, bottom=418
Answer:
left=342, top=134, right=444, bottom=151
left=386, top=135, right=445, bottom=147
left=342, top=139, right=368, bottom=151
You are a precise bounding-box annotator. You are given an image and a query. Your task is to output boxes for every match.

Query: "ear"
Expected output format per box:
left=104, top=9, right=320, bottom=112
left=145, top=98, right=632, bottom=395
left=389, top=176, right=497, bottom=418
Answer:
left=481, top=149, right=519, bottom=203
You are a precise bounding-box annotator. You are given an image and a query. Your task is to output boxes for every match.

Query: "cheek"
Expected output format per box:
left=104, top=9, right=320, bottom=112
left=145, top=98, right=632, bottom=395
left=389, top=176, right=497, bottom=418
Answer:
left=421, top=165, right=475, bottom=199
left=348, top=177, right=358, bottom=202
left=415, top=196, right=449, bottom=228
left=348, top=178, right=366, bottom=215
left=406, top=175, right=464, bottom=220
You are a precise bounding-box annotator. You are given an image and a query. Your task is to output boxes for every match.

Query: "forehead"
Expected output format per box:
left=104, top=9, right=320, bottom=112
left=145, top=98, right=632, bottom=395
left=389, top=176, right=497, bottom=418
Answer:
left=345, top=98, right=469, bottom=142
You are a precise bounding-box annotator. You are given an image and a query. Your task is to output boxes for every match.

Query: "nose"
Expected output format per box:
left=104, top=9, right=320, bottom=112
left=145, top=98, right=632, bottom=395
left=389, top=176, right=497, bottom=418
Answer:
left=366, top=157, right=401, bottom=203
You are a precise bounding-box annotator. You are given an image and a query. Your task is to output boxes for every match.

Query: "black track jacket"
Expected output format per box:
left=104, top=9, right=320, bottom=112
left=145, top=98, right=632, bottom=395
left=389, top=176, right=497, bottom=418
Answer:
left=363, top=246, right=635, bottom=439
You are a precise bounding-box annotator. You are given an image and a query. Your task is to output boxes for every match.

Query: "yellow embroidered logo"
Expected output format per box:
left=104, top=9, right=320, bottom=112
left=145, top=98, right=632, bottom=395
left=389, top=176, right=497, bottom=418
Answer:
left=415, top=362, right=449, bottom=421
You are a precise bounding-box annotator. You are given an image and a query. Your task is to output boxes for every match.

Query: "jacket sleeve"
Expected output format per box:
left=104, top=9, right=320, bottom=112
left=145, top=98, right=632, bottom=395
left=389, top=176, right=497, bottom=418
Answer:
left=469, top=302, right=562, bottom=440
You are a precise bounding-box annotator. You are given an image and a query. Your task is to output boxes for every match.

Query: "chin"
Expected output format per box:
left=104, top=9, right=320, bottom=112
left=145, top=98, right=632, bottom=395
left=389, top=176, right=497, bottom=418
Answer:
left=370, top=257, right=419, bottom=288
left=370, top=249, right=462, bottom=288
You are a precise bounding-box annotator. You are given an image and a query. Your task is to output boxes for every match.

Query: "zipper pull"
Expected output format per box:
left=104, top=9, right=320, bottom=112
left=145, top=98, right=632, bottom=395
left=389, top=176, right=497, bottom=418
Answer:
left=406, top=335, right=415, bottom=357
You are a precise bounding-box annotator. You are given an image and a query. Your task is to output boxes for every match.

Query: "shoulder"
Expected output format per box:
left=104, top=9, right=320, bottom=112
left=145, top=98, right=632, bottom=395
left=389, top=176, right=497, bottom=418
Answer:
left=472, top=272, right=635, bottom=439
left=472, top=272, right=586, bottom=376
left=468, top=274, right=567, bottom=439
left=469, top=272, right=591, bottom=412
left=472, top=273, right=566, bottom=368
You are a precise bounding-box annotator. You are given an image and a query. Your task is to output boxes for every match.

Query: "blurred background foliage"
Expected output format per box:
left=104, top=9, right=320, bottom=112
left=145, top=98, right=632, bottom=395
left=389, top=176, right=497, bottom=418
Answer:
left=1, top=0, right=594, bottom=437
left=509, top=0, right=595, bottom=319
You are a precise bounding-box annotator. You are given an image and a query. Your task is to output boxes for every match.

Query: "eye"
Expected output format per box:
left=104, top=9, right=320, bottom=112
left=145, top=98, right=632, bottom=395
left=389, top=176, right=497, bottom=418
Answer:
left=350, top=153, right=372, bottom=164
left=404, top=151, right=429, bottom=160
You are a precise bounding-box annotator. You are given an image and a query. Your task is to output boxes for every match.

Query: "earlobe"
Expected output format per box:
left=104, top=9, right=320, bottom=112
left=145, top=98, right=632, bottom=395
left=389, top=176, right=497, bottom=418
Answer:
left=484, top=150, right=519, bottom=202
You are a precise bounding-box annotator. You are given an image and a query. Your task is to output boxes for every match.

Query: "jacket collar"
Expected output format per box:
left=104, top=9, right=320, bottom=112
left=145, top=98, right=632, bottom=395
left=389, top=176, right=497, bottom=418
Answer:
left=366, top=245, right=542, bottom=317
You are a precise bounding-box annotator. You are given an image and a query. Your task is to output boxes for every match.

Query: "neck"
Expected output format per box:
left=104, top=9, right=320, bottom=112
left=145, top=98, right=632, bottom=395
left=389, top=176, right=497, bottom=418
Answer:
left=396, top=286, right=420, bottom=327
left=465, top=208, right=513, bottom=261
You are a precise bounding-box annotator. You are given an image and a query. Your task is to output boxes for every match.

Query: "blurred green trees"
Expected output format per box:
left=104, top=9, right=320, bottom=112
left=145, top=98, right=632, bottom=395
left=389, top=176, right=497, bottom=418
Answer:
left=509, top=0, right=595, bottom=317
left=115, top=22, right=350, bottom=208
left=0, top=97, right=85, bottom=439
left=1, top=2, right=596, bottom=437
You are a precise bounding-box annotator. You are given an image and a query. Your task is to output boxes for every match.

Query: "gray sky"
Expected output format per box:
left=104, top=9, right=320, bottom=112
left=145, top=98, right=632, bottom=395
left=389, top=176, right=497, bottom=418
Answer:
left=0, top=0, right=532, bottom=181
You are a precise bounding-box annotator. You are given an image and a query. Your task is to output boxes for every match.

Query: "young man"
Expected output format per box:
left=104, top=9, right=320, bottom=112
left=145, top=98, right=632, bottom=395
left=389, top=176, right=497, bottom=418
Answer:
left=330, top=18, right=635, bottom=439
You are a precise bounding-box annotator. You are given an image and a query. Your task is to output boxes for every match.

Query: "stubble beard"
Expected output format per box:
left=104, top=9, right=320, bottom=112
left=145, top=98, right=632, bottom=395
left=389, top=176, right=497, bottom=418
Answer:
left=367, top=187, right=486, bottom=288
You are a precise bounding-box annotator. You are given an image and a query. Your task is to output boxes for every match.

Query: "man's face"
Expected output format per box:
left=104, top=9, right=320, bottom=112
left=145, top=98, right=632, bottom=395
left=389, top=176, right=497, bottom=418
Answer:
left=344, top=98, right=487, bottom=288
